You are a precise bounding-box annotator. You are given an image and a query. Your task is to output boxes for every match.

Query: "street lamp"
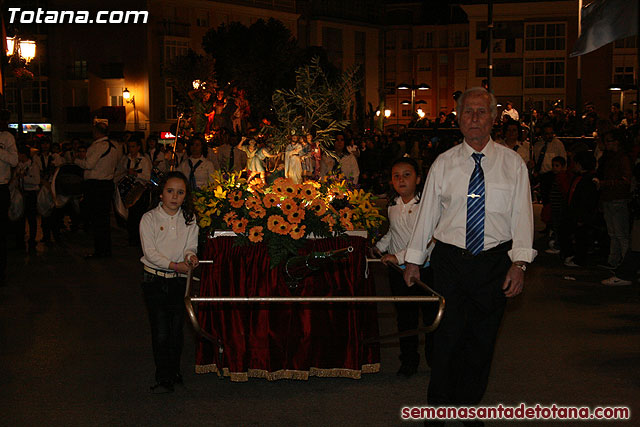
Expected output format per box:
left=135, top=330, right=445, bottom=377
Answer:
left=5, top=36, right=37, bottom=134
left=375, top=109, right=392, bottom=118
left=123, top=87, right=138, bottom=131
left=397, top=82, right=430, bottom=122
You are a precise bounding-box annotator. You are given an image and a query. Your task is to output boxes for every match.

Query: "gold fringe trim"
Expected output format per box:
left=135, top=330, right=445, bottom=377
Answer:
left=195, top=363, right=381, bottom=382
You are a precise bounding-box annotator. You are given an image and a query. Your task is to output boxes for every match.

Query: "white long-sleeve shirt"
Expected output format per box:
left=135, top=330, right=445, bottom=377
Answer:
left=74, top=136, right=119, bottom=180
left=16, top=159, right=41, bottom=191
left=532, top=137, right=566, bottom=174
left=140, top=204, right=199, bottom=271
left=0, top=131, right=18, bottom=184
left=376, top=195, right=420, bottom=265
left=405, top=139, right=537, bottom=265
left=115, top=153, right=151, bottom=184
left=177, top=155, right=215, bottom=189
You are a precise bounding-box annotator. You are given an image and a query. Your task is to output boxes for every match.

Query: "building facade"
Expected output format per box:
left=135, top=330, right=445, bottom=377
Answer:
left=4, top=0, right=636, bottom=139
left=462, top=0, right=634, bottom=120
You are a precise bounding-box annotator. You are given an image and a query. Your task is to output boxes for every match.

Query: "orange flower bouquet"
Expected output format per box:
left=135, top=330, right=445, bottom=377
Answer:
left=193, top=171, right=385, bottom=267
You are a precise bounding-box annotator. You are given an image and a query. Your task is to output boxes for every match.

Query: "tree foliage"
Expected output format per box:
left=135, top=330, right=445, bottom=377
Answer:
left=202, top=18, right=299, bottom=122
left=163, top=50, right=215, bottom=115
left=265, top=57, right=361, bottom=155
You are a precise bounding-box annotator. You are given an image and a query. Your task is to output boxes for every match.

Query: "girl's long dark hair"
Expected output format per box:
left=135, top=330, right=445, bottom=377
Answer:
left=387, top=157, right=422, bottom=207
left=154, top=171, right=196, bottom=225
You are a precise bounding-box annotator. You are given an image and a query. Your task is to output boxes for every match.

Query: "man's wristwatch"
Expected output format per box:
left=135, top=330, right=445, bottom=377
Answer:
left=513, top=262, right=527, bottom=272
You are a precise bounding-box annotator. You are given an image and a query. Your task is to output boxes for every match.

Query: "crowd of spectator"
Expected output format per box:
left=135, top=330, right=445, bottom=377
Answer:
left=4, top=98, right=640, bottom=286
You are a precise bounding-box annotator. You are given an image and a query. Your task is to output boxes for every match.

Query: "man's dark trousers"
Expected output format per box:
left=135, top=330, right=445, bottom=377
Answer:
left=427, top=241, right=511, bottom=406
left=84, top=179, right=113, bottom=256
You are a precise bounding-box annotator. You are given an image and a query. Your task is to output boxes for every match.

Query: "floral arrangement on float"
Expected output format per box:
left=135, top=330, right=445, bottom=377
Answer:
left=194, top=171, right=385, bottom=267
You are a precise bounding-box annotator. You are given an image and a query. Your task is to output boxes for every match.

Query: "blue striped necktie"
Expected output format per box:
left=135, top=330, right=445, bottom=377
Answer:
left=466, top=152, right=485, bottom=255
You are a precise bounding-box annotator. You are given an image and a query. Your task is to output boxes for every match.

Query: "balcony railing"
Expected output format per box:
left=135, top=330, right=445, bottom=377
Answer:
left=159, top=20, right=190, bottom=38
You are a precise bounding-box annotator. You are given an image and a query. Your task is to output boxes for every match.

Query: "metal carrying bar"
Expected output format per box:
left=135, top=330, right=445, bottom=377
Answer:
left=183, top=257, right=445, bottom=344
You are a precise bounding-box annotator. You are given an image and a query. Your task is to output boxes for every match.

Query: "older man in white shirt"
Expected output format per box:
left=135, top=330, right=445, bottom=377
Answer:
left=404, top=87, right=536, bottom=422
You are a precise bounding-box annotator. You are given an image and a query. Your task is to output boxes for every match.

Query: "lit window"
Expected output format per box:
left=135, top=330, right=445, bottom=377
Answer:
left=165, top=82, right=177, bottom=120
left=525, top=23, right=565, bottom=51
left=524, top=58, right=564, bottom=88
left=164, top=38, right=189, bottom=63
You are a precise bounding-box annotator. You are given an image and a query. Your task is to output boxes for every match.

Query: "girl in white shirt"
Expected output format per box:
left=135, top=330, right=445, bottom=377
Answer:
left=373, top=157, right=435, bottom=378
left=139, top=171, right=199, bottom=393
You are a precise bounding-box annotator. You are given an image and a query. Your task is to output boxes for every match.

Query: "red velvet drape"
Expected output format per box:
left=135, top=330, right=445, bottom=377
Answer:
left=194, top=236, right=381, bottom=381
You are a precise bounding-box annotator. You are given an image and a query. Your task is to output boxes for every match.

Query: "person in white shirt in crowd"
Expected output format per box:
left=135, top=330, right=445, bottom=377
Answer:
left=500, top=101, right=519, bottom=123
left=404, top=87, right=536, bottom=424
left=34, top=137, right=60, bottom=245
left=50, top=142, right=66, bottom=168
left=15, top=145, right=41, bottom=252
left=116, top=138, right=152, bottom=247
left=0, top=110, right=18, bottom=285
left=74, top=121, right=120, bottom=259
left=165, top=139, right=186, bottom=171
left=177, top=135, right=215, bottom=190
left=533, top=124, right=566, bottom=176
left=64, top=138, right=82, bottom=164
left=498, top=119, right=531, bottom=167
left=532, top=124, right=567, bottom=216
left=373, top=157, right=436, bottom=379
left=146, top=135, right=166, bottom=172
left=139, top=171, right=199, bottom=394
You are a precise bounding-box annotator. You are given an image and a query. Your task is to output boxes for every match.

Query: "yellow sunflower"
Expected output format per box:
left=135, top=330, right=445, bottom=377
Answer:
left=223, top=211, right=238, bottom=226
left=245, top=196, right=261, bottom=210
left=287, top=209, right=305, bottom=224
left=249, top=206, right=266, bottom=219
left=299, top=183, right=318, bottom=201
left=280, top=198, right=298, bottom=216
left=339, top=207, right=353, bottom=221
left=267, top=215, right=285, bottom=232
left=228, top=191, right=245, bottom=208
left=263, top=194, right=279, bottom=209
left=309, top=199, right=327, bottom=216
left=275, top=221, right=292, bottom=236
left=248, top=226, right=264, bottom=243
left=232, top=217, right=249, bottom=234
left=290, top=224, right=306, bottom=240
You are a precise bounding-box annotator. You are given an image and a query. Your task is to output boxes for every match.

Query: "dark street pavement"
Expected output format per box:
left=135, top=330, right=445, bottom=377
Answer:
left=0, top=211, right=638, bottom=426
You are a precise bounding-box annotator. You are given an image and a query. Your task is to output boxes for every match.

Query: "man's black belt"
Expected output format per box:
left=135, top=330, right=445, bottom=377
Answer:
left=436, top=240, right=512, bottom=259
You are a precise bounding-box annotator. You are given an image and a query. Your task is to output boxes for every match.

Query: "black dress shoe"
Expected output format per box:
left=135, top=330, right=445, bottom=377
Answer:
left=397, top=363, right=418, bottom=378
left=173, top=373, right=183, bottom=385
left=150, top=381, right=174, bottom=394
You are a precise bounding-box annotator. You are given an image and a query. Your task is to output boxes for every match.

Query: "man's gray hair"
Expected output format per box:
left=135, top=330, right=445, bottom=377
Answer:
left=456, top=87, right=498, bottom=120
